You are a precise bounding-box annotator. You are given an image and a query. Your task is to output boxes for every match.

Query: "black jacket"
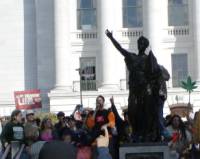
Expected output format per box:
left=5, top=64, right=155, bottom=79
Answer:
left=1, top=121, right=25, bottom=146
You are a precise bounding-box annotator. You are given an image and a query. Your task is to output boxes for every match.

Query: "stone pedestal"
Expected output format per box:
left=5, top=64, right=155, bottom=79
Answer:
left=120, top=143, right=170, bottom=159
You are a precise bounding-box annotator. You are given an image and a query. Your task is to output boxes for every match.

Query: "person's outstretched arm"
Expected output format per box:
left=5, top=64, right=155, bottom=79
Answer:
left=96, top=125, right=112, bottom=159
left=110, top=97, right=123, bottom=124
left=105, top=29, right=131, bottom=57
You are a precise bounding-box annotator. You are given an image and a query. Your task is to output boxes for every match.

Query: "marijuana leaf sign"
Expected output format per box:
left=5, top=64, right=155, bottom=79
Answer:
left=181, top=76, right=198, bottom=104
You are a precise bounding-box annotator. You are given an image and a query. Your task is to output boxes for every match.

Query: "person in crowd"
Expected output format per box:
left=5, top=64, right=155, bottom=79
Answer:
left=38, top=141, right=77, bottom=159
left=0, top=117, right=7, bottom=131
left=72, top=120, right=89, bottom=146
left=109, top=96, right=132, bottom=159
left=24, top=110, right=39, bottom=146
left=184, top=120, right=198, bottom=158
left=1, top=110, right=25, bottom=147
left=193, top=110, right=200, bottom=145
left=110, top=97, right=132, bottom=144
left=38, top=124, right=112, bottom=159
left=1, top=109, right=29, bottom=159
left=157, top=65, right=170, bottom=139
left=71, top=109, right=93, bottom=159
left=29, top=140, right=46, bottom=159
left=35, top=118, right=41, bottom=128
left=40, top=117, right=57, bottom=141
left=61, top=127, right=73, bottom=144
left=21, top=117, right=26, bottom=126
left=86, top=95, right=115, bottom=158
left=96, top=125, right=112, bottom=159
left=191, top=110, right=200, bottom=158
left=164, top=114, right=172, bottom=127
left=75, top=126, right=92, bottom=159
left=86, top=110, right=95, bottom=131
left=54, top=111, right=66, bottom=139
left=67, top=116, right=77, bottom=132
left=87, top=95, right=115, bottom=137
left=166, top=114, right=192, bottom=158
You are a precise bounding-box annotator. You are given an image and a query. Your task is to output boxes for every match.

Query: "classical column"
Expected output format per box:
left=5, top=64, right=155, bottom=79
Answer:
left=193, top=0, right=200, bottom=84
left=97, top=0, right=119, bottom=91
left=24, top=0, right=38, bottom=90
left=54, top=0, right=72, bottom=91
left=143, top=0, right=163, bottom=62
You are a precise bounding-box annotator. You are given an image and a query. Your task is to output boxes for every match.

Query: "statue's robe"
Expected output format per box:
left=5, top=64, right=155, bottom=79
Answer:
left=123, top=50, right=161, bottom=141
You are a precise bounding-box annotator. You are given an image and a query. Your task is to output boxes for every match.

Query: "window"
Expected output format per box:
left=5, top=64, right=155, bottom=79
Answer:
left=80, top=57, right=96, bottom=91
left=77, top=0, right=97, bottom=30
left=123, top=0, right=143, bottom=28
left=168, top=0, right=189, bottom=26
left=172, top=54, right=188, bottom=87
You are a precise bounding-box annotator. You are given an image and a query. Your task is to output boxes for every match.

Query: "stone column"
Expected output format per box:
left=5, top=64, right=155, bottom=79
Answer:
left=143, top=0, right=163, bottom=62
left=193, top=0, right=200, bottom=84
left=24, top=0, right=38, bottom=90
left=54, top=0, right=72, bottom=91
left=97, top=0, right=119, bottom=91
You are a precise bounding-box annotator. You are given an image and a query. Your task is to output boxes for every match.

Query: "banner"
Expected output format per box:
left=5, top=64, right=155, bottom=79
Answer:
left=14, top=90, right=42, bottom=110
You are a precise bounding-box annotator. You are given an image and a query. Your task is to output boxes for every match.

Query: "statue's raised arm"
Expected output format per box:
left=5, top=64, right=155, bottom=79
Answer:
left=105, top=29, right=131, bottom=57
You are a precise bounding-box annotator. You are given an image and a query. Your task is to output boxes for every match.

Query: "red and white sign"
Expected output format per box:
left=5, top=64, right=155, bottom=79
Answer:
left=14, top=90, right=42, bottom=110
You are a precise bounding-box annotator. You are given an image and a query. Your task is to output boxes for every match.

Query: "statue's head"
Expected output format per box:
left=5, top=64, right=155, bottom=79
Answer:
left=137, top=36, right=149, bottom=53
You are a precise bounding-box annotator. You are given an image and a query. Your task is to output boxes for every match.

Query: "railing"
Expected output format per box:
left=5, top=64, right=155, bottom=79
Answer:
left=81, top=80, right=96, bottom=91
left=76, top=32, right=97, bottom=39
left=73, top=80, right=97, bottom=92
left=118, top=28, right=143, bottom=38
left=120, top=27, right=189, bottom=37
left=71, top=30, right=98, bottom=41
left=164, top=26, right=189, bottom=36
left=71, top=26, right=190, bottom=42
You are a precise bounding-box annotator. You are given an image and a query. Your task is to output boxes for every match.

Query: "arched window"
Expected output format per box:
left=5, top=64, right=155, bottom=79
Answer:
left=123, top=0, right=143, bottom=28
left=168, top=0, right=189, bottom=26
left=77, top=0, right=97, bottom=30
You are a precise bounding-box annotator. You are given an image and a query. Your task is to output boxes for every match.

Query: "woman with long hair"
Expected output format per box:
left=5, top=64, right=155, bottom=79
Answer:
left=40, top=118, right=56, bottom=142
left=1, top=109, right=29, bottom=159
left=166, top=114, right=192, bottom=158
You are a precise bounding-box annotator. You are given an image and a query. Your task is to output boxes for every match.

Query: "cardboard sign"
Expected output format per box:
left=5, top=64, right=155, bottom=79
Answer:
left=14, top=90, right=42, bottom=110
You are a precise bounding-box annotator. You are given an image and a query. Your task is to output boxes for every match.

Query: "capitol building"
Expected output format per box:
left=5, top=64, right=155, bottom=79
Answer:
left=0, top=0, right=200, bottom=116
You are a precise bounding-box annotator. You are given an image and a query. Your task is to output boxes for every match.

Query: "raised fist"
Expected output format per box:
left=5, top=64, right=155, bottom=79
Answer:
left=110, top=96, right=114, bottom=105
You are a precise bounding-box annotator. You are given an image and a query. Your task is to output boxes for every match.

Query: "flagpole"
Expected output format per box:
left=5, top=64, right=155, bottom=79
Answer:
left=76, top=68, right=83, bottom=105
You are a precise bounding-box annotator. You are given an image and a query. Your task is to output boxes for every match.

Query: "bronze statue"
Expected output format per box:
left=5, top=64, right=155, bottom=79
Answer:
left=105, top=29, right=163, bottom=142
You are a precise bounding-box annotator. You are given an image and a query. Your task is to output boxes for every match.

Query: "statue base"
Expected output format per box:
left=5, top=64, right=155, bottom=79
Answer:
left=119, top=142, right=170, bottom=159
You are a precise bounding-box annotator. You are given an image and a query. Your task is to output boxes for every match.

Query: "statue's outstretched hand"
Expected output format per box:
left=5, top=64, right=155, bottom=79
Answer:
left=105, top=29, right=113, bottom=39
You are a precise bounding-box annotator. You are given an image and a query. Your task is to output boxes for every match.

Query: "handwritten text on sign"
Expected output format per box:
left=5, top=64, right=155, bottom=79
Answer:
left=14, top=90, right=42, bottom=110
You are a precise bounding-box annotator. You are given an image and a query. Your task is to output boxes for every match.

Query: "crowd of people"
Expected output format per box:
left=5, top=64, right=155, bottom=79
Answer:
left=0, top=95, right=116, bottom=159
left=0, top=95, right=200, bottom=159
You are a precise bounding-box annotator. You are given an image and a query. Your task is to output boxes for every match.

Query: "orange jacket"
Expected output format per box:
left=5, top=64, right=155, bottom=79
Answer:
left=86, top=110, right=115, bottom=129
